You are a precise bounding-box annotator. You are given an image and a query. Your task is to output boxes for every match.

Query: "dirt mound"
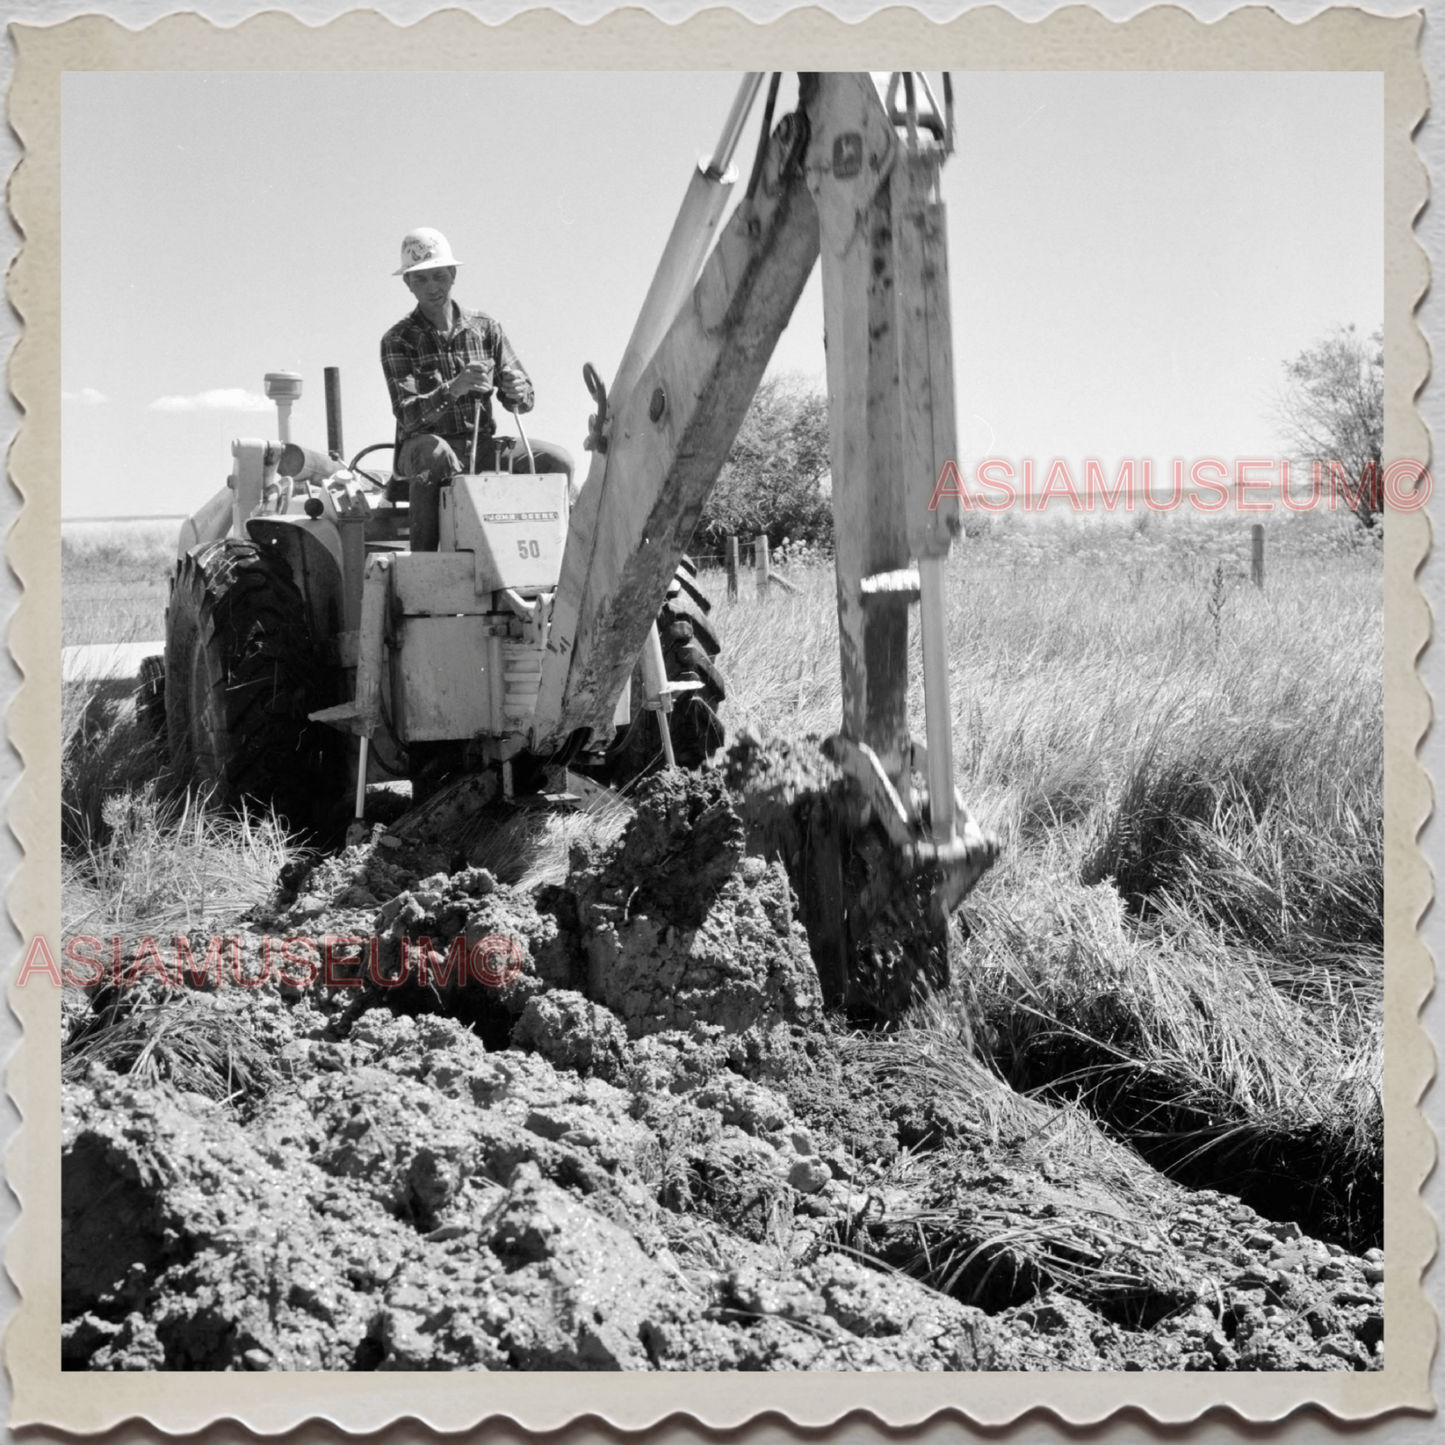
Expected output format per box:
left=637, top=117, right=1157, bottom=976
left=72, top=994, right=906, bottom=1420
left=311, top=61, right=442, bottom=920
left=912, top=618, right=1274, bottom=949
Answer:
left=62, top=999, right=1005, bottom=1371
left=316, top=769, right=819, bottom=1052
left=576, top=847, right=817, bottom=1039
left=593, top=769, right=746, bottom=928
left=61, top=768, right=1386, bottom=1373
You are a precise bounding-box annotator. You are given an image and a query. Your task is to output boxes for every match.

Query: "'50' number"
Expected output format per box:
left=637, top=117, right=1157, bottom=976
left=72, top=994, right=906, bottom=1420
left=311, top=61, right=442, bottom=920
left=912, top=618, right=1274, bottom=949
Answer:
left=516, top=539, right=541, bottom=559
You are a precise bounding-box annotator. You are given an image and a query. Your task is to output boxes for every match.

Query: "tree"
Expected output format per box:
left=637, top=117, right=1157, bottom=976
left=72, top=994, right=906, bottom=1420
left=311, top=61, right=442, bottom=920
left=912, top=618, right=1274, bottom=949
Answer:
left=698, top=373, right=834, bottom=552
left=1273, top=324, right=1384, bottom=527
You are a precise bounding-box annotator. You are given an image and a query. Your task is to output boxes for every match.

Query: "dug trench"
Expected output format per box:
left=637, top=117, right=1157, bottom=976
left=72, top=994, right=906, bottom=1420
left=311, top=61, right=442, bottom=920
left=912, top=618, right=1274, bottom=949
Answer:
left=61, top=740, right=1385, bottom=1372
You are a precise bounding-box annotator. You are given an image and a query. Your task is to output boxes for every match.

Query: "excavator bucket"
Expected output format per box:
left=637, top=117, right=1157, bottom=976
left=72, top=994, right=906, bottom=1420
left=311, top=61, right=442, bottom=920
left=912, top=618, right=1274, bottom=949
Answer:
left=725, top=727, right=997, bottom=1020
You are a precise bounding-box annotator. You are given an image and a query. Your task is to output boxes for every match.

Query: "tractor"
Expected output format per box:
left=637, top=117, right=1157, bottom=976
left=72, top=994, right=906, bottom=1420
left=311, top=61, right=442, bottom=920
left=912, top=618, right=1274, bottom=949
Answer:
left=143, top=72, right=999, bottom=1008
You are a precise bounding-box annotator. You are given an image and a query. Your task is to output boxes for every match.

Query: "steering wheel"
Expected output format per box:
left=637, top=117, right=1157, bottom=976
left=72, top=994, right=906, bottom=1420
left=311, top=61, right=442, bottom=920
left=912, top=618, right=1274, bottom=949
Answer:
left=347, top=442, right=394, bottom=489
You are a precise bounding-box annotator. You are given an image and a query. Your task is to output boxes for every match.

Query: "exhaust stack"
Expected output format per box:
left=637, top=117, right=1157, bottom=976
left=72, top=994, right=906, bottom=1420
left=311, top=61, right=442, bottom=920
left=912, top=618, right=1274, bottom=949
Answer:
left=324, top=366, right=344, bottom=459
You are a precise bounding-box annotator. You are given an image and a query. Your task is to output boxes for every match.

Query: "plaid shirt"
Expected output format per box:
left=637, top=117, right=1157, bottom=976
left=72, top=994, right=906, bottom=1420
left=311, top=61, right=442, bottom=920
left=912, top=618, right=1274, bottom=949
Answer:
left=380, top=303, right=534, bottom=448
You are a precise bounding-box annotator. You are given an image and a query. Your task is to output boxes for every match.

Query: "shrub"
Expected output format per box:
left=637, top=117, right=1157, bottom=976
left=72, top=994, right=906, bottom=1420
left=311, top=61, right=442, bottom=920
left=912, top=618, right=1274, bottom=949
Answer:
left=697, top=373, right=833, bottom=552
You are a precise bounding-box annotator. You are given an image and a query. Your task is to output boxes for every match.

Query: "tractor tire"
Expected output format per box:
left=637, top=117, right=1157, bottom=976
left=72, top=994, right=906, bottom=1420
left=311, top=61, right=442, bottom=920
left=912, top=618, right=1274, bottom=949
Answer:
left=135, top=654, right=167, bottom=747
left=658, top=600, right=727, bottom=766
left=599, top=596, right=727, bottom=787
left=165, top=538, right=346, bottom=833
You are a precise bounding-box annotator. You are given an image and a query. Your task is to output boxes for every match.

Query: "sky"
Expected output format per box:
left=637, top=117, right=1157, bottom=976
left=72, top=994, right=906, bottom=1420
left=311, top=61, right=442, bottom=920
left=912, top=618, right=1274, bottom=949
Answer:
left=60, top=70, right=1382, bottom=518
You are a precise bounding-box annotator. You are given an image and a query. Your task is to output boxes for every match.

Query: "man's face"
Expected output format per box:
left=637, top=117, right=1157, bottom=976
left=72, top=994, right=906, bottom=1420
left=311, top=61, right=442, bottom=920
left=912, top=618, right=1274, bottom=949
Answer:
left=406, top=265, right=456, bottom=310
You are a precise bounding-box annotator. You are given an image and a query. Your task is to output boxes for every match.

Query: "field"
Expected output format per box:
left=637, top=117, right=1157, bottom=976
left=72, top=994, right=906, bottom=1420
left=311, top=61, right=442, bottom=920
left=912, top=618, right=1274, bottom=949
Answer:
left=61, top=521, right=177, bottom=647
left=59, top=506, right=1387, bottom=1371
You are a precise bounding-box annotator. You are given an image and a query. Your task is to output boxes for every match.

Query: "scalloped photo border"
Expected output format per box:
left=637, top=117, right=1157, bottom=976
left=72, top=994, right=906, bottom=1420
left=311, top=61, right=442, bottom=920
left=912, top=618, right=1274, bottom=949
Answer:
left=5, top=4, right=1433, bottom=1433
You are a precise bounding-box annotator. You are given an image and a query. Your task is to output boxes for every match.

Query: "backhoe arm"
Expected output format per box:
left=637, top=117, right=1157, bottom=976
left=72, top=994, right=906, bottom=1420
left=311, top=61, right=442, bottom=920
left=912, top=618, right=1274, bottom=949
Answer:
left=534, top=73, right=992, bottom=954
left=530, top=79, right=821, bottom=752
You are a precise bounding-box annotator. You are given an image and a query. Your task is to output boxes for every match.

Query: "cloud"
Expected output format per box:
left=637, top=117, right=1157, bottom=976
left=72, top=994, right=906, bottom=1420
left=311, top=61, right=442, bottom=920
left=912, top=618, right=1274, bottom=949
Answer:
left=149, top=388, right=274, bottom=414
left=61, top=387, right=109, bottom=405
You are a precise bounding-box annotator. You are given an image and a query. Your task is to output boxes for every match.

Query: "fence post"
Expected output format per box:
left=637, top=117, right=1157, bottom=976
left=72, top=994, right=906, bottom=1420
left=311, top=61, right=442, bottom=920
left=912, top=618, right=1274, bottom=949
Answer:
left=726, top=535, right=739, bottom=601
left=1250, top=523, right=1265, bottom=589
left=754, top=534, right=770, bottom=599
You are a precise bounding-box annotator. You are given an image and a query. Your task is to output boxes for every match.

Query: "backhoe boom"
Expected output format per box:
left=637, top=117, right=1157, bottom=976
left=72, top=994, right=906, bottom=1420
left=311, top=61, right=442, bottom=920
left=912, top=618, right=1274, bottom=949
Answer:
left=531, top=85, right=820, bottom=751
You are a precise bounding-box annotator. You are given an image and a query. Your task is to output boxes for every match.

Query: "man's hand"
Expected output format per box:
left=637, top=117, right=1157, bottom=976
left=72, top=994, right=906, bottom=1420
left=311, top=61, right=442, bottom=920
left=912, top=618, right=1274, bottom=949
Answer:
left=448, top=362, right=494, bottom=400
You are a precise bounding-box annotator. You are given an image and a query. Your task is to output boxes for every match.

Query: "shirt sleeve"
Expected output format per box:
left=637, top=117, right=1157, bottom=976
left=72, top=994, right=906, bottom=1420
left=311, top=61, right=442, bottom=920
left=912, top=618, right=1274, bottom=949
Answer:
left=490, top=320, right=535, bottom=415
left=380, top=324, right=451, bottom=435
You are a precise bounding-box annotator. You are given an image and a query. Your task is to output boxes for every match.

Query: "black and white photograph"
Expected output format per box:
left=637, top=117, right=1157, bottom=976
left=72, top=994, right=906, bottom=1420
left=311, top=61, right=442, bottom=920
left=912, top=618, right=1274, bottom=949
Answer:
left=21, top=7, right=1423, bottom=1421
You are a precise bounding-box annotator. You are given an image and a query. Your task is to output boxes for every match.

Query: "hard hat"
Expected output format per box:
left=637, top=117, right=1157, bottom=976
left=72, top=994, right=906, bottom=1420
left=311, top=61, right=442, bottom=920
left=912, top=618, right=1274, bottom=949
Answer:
left=393, top=227, right=462, bottom=276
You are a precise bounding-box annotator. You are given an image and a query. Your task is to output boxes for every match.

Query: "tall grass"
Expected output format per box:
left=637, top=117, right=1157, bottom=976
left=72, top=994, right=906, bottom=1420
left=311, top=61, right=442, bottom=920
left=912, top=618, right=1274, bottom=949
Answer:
left=63, top=785, right=295, bottom=940
left=717, top=566, right=841, bottom=737
left=64, top=988, right=280, bottom=1108
left=711, top=508, right=1383, bottom=1246
left=61, top=679, right=165, bottom=855
left=838, top=1010, right=1194, bottom=1319
left=62, top=676, right=294, bottom=939
left=63, top=530, right=299, bottom=940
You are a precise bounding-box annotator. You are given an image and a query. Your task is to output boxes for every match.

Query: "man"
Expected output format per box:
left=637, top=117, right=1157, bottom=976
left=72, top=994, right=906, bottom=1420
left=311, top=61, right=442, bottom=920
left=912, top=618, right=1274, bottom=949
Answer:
left=380, top=227, right=574, bottom=551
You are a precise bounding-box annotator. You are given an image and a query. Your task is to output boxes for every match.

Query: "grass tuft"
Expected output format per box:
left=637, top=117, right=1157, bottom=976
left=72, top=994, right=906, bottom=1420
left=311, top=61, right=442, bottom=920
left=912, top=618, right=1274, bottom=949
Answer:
left=460, top=781, right=634, bottom=890
left=62, top=678, right=166, bottom=855
left=64, top=987, right=278, bottom=1108
left=838, top=1014, right=1194, bottom=1320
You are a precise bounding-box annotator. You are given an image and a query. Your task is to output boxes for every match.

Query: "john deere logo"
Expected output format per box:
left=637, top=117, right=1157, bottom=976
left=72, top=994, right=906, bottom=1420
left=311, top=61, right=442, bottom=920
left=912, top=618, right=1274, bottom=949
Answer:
left=833, top=132, right=863, bottom=180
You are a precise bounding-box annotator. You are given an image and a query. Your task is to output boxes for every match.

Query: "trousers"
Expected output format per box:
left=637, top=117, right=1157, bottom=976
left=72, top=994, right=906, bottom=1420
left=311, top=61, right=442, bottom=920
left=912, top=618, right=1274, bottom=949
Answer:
left=398, top=431, right=576, bottom=552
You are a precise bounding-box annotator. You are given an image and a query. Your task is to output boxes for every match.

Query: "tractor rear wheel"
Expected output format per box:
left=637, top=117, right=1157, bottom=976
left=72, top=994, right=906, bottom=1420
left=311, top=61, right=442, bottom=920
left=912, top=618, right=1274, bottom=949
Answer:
left=657, top=600, right=726, bottom=767
left=165, top=538, right=346, bottom=833
left=135, top=654, right=167, bottom=747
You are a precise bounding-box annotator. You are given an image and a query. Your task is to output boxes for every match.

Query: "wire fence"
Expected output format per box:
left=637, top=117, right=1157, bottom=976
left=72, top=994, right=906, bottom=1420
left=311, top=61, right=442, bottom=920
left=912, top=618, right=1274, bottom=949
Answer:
left=689, top=534, right=833, bottom=571
left=685, top=533, right=815, bottom=600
